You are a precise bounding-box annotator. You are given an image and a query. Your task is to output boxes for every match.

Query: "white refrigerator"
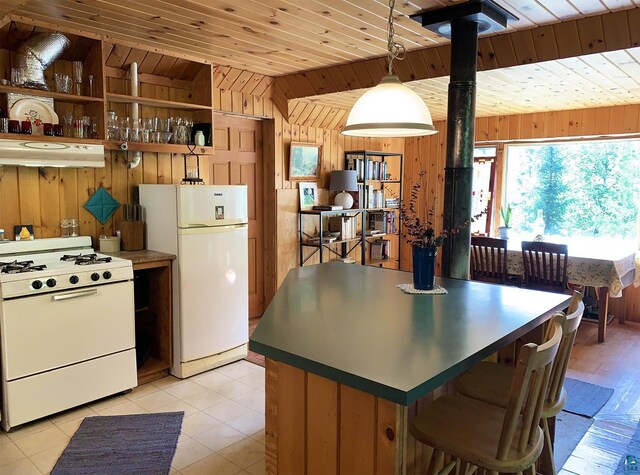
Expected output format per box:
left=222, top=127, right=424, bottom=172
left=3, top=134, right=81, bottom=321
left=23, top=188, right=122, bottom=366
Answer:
left=139, top=185, right=249, bottom=378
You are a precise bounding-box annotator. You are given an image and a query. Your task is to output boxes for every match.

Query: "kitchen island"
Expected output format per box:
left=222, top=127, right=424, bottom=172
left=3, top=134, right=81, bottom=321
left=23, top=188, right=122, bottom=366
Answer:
left=249, top=262, right=571, bottom=474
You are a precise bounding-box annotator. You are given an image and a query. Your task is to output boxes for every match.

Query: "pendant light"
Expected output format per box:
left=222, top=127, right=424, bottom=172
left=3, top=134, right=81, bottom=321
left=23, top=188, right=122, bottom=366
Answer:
left=341, top=0, right=437, bottom=137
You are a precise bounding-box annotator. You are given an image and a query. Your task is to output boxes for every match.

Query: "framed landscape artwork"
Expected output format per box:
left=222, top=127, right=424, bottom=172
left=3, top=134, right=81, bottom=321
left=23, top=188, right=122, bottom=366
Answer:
left=289, top=142, right=321, bottom=180
left=298, top=182, right=318, bottom=211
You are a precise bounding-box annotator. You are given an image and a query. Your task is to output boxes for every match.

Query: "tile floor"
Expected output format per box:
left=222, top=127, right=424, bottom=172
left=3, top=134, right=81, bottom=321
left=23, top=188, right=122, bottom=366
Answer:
left=0, top=360, right=265, bottom=475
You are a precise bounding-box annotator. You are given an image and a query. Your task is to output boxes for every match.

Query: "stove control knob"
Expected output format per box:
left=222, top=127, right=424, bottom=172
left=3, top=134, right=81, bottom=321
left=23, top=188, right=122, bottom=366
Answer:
left=103, top=271, right=112, bottom=280
left=91, top=272, right=100, bottom=282
left=69, top=275, right=79, bottom=284
left=32, top=280, right=43, bottom=290
left=46, top=278, right=57, bottom=288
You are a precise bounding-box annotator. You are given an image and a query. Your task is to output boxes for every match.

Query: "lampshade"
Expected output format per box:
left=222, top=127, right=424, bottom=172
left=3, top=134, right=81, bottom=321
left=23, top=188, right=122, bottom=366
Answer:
left=341, top=75, right=437, bottom=138
left=330, top=170, right=358, bottom=192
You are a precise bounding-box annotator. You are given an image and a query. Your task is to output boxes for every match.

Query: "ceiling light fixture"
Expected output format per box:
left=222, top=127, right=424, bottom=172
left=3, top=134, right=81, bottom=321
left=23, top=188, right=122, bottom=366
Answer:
left=341, top=0, right=437, bottom=137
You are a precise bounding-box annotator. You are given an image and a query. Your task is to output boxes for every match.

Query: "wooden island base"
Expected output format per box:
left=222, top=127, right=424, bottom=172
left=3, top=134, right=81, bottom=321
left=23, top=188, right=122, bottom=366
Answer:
left=265, top=358, right=438, bottom=475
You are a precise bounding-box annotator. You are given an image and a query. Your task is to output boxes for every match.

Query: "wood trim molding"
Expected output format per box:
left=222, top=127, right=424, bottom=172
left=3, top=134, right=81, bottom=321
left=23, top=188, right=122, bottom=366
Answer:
left=275, top=9, right=640, bottom=100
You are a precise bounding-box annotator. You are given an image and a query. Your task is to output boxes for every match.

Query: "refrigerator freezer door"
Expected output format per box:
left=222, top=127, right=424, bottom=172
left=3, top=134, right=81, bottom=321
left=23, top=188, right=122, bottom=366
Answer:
left=177, top=185, right=248, bottom=228
left=177, top=225, right=249, bottom=362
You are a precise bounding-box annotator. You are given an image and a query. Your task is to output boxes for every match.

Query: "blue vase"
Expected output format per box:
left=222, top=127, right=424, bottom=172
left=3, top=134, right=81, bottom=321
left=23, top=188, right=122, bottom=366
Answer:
left=412, top=246, right=437, bottom=290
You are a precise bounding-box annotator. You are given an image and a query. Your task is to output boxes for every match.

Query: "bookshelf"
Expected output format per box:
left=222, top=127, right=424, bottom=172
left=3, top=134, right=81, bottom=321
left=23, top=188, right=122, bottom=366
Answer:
left=298, top=209, right=366, bottom=266
left=345, top=151, right=403, bottom=269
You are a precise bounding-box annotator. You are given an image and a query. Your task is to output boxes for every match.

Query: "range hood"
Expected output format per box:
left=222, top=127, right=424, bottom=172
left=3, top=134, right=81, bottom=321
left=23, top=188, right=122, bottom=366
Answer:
left=0, top=139, right=105, bottom=168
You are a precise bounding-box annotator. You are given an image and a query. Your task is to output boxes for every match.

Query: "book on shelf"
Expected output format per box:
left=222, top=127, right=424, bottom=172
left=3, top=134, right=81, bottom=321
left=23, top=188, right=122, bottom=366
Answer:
left=312, top=204, right=343, bottom=211
left=329, top=215, right=357, bottom=240
left=307, top=236, right=336, bottom=244
left=370, top=238, right=390, bottom=261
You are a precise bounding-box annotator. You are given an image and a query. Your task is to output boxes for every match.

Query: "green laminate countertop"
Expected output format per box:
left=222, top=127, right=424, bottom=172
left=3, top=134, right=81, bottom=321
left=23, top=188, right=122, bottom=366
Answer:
left=249, top=262, right=571, bottom=405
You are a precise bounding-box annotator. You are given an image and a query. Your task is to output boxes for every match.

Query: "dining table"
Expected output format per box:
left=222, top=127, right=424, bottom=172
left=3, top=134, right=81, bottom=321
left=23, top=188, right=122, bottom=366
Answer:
left=504, top=239, right=637, bottom=343
left=249, top=262, right=570, bottom=474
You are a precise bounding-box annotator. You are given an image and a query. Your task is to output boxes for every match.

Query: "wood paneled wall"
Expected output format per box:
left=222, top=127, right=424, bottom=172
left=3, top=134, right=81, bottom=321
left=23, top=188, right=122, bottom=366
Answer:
left=403, top=103, right=640, bottom=321
left=0, top=71, right=402, bottom=308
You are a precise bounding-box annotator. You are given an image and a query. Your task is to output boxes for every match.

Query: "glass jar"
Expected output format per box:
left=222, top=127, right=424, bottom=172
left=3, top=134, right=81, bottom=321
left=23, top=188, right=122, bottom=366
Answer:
left=0, top=228, right=5, bottom=241
left=69, top=218, right=79, bottom=237
left=60, top=219, right=70, bottom=238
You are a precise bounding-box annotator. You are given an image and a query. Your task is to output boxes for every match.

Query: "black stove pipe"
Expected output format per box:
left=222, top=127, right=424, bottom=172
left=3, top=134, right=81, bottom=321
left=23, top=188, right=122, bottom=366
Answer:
left=440, top=19, right=479, bottom=279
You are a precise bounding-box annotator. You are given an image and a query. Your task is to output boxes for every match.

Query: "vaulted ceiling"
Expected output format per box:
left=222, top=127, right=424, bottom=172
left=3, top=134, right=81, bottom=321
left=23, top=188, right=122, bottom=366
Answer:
left=3, top=1, right=640, bottom=122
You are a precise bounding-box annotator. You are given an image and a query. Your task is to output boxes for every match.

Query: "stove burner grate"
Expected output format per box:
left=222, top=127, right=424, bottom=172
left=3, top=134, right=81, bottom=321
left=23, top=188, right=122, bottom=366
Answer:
left=0, top=260, right=47, bottom=274
left=60, top=254, right=112, bottom=266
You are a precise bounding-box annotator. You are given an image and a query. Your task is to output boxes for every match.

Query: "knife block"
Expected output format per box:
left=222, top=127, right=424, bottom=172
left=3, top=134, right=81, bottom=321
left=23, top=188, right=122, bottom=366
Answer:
left=120, top=221, right=144, bottom=251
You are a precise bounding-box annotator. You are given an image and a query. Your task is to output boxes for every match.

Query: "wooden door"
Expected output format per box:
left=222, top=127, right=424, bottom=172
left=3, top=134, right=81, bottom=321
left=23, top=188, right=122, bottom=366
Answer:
left=212, top=115, right=264, bottom=317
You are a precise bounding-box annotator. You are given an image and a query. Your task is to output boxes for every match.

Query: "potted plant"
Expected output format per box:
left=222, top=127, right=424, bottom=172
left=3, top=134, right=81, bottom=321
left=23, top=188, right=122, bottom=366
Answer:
left=498, top=205, right=512, bottom=240
left=398, top=172, right=486, bottom=290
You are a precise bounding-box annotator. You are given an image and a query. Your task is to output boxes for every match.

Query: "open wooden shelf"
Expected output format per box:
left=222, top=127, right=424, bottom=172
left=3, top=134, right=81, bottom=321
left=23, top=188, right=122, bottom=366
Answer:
left=0, top=84, right=104, bottom=104
left=104, top=141, right=213, bottom=154
left=302, top=236, right=363, bottom=247
left=106, top=93, right=212, bottom=111
left=137, top=356, right=171, bottom=385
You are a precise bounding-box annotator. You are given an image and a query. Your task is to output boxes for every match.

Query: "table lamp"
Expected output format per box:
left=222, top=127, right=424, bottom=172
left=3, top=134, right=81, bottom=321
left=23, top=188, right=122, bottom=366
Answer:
left=330, top=170, right=358, bottom=209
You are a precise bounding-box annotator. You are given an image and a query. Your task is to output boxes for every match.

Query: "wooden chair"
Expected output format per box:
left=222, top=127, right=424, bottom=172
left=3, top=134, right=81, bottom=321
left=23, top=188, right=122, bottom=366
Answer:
left=411, top=321, right=563, bottom=475
left=454, top=293, right=585, bottom=474
left=521, top=241, right=569, bottom=293
left=470, top=236, right=508, bottom=284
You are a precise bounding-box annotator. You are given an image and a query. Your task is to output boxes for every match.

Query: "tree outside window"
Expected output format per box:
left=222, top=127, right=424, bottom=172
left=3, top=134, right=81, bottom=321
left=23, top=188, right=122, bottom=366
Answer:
left=505, top=139, right=640, bottom=243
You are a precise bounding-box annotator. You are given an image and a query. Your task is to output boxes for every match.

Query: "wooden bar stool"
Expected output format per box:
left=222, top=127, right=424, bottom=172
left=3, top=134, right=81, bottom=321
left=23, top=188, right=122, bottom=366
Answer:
left=454, top=295, right=585, bottom=474
left=411, top=321, right=563, bottom=475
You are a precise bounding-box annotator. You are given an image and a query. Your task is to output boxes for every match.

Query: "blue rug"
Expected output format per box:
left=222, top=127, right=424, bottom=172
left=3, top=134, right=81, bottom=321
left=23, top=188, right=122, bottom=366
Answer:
left=51, top=412, right=184, bottom=475
left=554, top=411, right=594, bottom=469
left=563, top=378, right=614, bottom=417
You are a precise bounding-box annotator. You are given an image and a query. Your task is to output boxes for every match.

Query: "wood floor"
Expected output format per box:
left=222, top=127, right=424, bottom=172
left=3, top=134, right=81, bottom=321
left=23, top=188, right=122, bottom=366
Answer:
left=245, top=314, right=640, bottom=474
left=560, top=319, right=640, bottom=474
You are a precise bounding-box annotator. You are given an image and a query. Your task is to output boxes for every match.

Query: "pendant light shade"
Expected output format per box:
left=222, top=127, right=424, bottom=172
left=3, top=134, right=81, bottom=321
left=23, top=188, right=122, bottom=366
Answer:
left=341, top=75, right=437, bottom=137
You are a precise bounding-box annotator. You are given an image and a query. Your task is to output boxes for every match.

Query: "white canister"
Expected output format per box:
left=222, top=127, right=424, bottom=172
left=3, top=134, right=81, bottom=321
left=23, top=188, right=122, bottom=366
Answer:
left=99, top=236, right=121, bottom=252
left=194, top=130, right=205, bottom=146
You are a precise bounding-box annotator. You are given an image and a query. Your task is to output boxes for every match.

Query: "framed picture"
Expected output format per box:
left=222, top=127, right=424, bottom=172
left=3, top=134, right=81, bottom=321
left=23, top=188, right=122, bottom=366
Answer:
left=298, top=182, right=318, bottom=210
left=289, top=142, right=321, bottom=180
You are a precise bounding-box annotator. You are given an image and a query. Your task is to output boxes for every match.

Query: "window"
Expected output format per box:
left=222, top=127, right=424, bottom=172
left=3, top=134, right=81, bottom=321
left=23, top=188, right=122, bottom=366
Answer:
left=504, top=138, right=640, bottom=244
left=471, top=146, right=497, bottom=235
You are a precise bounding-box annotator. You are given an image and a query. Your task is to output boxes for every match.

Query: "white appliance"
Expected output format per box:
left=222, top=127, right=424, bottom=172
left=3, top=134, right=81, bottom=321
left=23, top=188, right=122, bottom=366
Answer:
left=139, top=185, right=249, bottom=378
left=0, top=237, right=137, bottom=431
left=0, top=139, right=105, bottom=168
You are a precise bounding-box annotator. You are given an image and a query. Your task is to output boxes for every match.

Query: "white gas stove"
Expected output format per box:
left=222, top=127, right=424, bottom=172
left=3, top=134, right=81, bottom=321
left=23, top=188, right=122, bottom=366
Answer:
left=0, top=237, right=137, bottom=431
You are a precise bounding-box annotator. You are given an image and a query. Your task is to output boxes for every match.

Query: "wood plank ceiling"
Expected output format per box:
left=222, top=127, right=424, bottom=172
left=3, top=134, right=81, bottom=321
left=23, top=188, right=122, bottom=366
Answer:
left=5, top=0, right=640, bottom=122
left=300, top=47, right=640, bottom=121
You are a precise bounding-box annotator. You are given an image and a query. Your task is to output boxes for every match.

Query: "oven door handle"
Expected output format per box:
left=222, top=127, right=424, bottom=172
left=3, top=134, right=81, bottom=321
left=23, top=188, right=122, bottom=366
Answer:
left=51, top=289, right=98, bottom=301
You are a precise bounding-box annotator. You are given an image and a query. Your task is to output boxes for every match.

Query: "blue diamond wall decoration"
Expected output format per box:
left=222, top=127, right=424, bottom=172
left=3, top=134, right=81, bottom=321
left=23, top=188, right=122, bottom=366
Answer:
left=83, top=186, right=120, bottom=224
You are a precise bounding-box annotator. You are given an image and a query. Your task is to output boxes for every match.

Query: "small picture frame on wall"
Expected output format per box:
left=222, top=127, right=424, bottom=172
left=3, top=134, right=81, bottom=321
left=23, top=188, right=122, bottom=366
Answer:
left=299, top=182, right=318, bottom=211
left=289, top=142, right=321, bottom=180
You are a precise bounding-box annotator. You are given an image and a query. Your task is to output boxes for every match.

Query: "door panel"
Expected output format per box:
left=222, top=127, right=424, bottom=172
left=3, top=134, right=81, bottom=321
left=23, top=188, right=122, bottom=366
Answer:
left=213, top=115, right=264, bottom=317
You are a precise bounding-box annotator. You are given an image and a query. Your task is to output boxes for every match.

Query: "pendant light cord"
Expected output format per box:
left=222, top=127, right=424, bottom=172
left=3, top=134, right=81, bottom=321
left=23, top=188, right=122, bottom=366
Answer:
left=387, top=0, right=406, bottom=75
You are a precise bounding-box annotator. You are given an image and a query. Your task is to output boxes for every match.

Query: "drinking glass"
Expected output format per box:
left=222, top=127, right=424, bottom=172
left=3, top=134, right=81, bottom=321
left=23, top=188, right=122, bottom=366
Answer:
left=0, top=118, right=8, bottom=133
left=21, top=121, right=32, bottom=134
left=8, top=120, right=20, bottom=133
left=10, top=68, right=24, bottom=86
left=43, top=122, right=53, bottom=136
left=54, top=73, right=71, bottom=93
left=53, top=124, right=64, bottom=136
left=72, top=118, right=83, bottom=138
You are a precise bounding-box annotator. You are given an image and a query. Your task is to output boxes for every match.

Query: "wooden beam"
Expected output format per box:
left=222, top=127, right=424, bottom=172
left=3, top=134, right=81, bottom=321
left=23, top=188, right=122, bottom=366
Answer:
left=270, top=81, right=289, bottom=121
left=275, top=9, right=640, bottom=100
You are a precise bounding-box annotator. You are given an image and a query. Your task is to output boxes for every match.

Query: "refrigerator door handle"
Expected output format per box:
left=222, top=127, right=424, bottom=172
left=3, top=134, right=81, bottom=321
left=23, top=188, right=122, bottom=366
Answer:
left=178, top=224, right=248, bottom=235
